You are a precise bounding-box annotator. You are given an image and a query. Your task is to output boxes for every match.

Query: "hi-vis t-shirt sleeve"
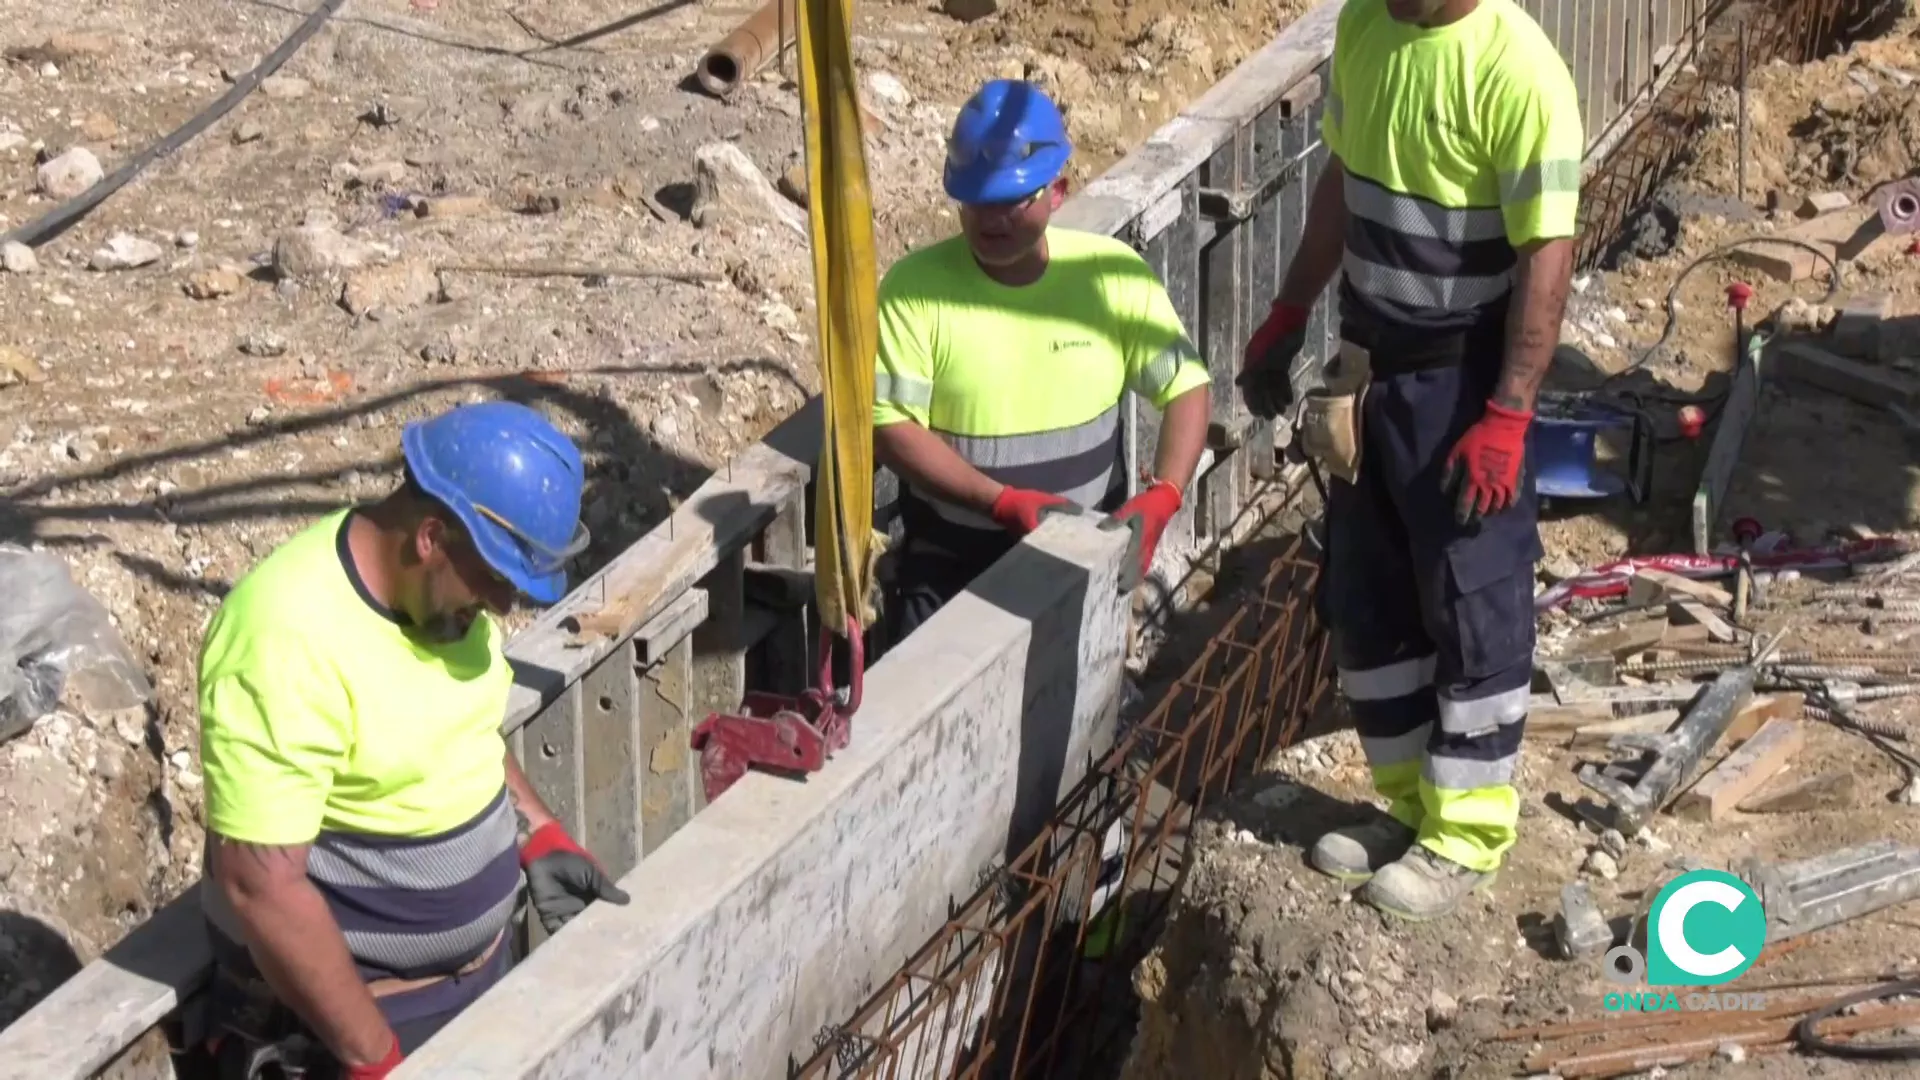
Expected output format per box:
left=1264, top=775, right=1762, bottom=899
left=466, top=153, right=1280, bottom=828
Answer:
left=1122, top=269, right=1209, bottom=410
left=200, top=638, right=351, bottom=846
left=873, top=278, right=936, bottom=428
left=1485, top=56, right=1584, bottom=247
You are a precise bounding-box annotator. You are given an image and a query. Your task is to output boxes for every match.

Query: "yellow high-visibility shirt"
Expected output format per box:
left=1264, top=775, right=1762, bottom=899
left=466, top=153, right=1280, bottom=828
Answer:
left=872, top=227, right=1208, bottom=563
left=198, top=509, right=512, bottom=845
left=1323, top=0, right=1583, bottom=332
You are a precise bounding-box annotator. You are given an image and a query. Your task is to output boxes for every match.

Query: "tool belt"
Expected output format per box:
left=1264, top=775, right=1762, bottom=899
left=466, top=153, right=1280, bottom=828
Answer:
left=1296, top=340, right=1372, bottom=484
left=205, top=929, right=505, bottom=1080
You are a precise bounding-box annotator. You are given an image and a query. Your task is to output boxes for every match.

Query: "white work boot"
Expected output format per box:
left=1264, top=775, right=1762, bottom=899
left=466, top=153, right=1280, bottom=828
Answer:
left=1358, top=844, right=1498, bottom=922
left=1308, top=816, right=1417, bottom=884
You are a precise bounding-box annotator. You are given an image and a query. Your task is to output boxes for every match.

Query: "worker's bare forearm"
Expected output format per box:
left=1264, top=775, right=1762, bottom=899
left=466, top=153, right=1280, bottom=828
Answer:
left=1152, top=386, right=1210, bottom=494
left=213, top=838, right=395, bottom=1067
left=1494, top=238, right=1574, bottom=414
left=874, top=421, right=1002, bottom=514
left=1275, top=157, right=1348, bottom=309
left=504, top=750, right=558, bottom=842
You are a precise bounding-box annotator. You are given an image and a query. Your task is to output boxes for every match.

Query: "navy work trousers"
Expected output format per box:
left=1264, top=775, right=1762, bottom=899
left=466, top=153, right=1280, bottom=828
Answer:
left=1315, top=355, right=1542, bottom=873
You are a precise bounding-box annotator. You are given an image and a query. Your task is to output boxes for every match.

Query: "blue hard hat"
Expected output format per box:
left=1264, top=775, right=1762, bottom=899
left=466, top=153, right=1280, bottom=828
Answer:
left=944, top=79, right=1073, bottom=205
left=400, top=401, right=590, bottom=605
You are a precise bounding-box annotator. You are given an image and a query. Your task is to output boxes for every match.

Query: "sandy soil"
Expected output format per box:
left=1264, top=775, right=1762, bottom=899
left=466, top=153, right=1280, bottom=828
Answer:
left=0, top=0, right=1304, bottom=1033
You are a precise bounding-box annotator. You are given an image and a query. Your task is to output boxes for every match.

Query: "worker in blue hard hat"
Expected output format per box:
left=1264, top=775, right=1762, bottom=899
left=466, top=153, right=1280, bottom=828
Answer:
left=194, top=400, right=629, bottom=1079
left=872, top=78, right=1214, bottom=645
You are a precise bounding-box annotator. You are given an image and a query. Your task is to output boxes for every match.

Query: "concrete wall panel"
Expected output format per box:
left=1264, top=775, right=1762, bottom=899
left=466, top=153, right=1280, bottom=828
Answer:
left=394, top=515, right=1131, bottom=1080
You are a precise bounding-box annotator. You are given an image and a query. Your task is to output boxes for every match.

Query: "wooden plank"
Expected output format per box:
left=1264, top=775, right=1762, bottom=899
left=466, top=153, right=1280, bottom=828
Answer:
left=1675, top=718, right=1805, bottom=821
left=1628, top=568, right=1733, bottom=606
left=1724, top=692, right=1804, bottom=746
left=1691, top=335, right=1764, bottom=554
left=1583, top=616, right=1672, bottom=661
left=633, top=588, right=710, bottom=666
left=1775, top=340, right=1920, bottom=410
left=1670, top=599, right=1737, bottom=643
left=1568, top=709, right=1682, bottom=749
left=0, top=892, right=210, bottom=1080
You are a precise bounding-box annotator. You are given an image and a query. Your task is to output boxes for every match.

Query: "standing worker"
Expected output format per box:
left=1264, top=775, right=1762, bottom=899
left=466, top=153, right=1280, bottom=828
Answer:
left=873, top=78, right=1213, bottom=642
left=1237, top=0, right=1581, bottom=921
left=195, top=401, right=631, bottom=1078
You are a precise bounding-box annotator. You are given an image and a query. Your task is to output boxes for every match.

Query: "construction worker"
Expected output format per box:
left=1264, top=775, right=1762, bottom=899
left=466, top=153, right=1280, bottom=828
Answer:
left=873, top=78, right=1212, bottom=643
left=195, top=401, right=631, bottom=1078
left=1238, top=0, right=1581, bottom=921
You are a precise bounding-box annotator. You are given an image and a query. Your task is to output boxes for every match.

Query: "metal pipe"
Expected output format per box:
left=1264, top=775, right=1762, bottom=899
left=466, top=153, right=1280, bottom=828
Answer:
left=1737, top=18, right=1750, bottom=204
left=696, top=0, right=798, bottom=98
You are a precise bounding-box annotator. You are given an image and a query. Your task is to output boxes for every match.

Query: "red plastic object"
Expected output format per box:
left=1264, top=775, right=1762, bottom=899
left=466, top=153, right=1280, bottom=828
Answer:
left=1732, top=517, right=1765, bottom=545
left=1677, top=405, right=1706, bottom=439
left=690, top=617, right=863, bottom=803
left=1725, top=281, right=1754, bottom=312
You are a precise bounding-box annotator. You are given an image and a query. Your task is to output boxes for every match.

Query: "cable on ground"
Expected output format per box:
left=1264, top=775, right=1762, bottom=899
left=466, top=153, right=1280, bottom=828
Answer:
left=0, top=0, right=350, bottom=249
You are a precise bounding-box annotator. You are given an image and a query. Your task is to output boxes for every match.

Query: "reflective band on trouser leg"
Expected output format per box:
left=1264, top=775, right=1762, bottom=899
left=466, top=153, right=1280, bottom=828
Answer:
left=1420, top=670, right=1530, bottom=873
left=1339, top=655, right=1439, bottom=830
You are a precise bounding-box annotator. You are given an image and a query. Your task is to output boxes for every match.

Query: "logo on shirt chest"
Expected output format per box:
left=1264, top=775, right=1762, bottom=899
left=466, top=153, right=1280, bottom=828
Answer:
left=1050, top=338, right=1093, bottom=353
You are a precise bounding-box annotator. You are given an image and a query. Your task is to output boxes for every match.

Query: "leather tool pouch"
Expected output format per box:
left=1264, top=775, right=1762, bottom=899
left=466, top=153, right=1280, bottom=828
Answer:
left=1297, top=341, right=1372, bottom=484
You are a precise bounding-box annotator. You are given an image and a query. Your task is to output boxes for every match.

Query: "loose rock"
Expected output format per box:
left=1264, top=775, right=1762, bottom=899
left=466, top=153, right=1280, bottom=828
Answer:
left=2, top=241, right=38, bottom=274
left=865, top=71, right=912, bottom=109
left=36, top=146, right=104, bottom=200
left=1584, top=849, right=1620, bottom=881
left=690, top=142, right=808, bottom=239
left=260, top=75, right=311, bottom=100
left=271, top=222, right=378, bottom=282
left=943, top=0, right=1001, bottom=22
left=89, top=234, right=165, bottom=272
left=183, top=268, right=243, bottom=300
left=341, top=260, right=439, bottom=316
left=231, top=121, right=265, bottom=145
left=1425, top=988, right=1458, bottom=1032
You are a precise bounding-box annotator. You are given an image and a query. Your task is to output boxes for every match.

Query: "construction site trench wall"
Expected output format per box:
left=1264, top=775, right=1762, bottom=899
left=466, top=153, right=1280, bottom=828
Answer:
left=0, top=0, right=1853, bottom=1077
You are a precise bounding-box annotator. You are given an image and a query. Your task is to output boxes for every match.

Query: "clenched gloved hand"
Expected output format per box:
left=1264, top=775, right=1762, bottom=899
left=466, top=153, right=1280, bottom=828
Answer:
left=345, top=1035, right=404, bottom=1080
left=1235, top=301, right=1312, bottom=420
left=521, top=822, right=631, bottom=936
left=1442, top=400, right=1533, bottom=525
left=1112, top=480, right=1182, bottom=584
left=989, top=486, right=1073, bottom=536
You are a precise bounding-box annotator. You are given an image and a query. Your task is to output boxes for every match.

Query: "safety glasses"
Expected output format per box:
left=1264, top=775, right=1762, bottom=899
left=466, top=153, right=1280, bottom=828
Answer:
left=471, top=502, right=592, bottom=577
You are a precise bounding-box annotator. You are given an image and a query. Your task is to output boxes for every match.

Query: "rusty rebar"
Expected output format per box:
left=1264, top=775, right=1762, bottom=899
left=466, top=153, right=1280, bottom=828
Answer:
left=1803, top=704, right=1909, bottom=741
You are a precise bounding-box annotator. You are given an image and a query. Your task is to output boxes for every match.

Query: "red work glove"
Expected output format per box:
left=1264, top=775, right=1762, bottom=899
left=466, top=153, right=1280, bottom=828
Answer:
left=521, top=822, right=631, bottom=936
left=1236, top=301, right=1312, bottom=420
left=345, top=1034, right=403, bottom=1080
left=989, top=486, right=1072, bottom=535
left=1113, top=480, right=1182, bottom=582
left=1442, top=400, right=1533, bottom=525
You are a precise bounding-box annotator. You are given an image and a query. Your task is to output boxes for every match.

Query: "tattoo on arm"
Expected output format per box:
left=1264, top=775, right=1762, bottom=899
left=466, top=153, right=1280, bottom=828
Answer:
left=1496, top=239, right=1574, bottom=413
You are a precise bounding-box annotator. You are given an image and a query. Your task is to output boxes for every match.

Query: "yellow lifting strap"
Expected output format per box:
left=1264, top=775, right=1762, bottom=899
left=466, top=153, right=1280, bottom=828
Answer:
left=795, top=0, right=879, bottom=638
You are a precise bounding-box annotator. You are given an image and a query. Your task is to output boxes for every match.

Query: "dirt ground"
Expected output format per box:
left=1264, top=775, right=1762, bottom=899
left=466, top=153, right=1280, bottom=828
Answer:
left=0, top=0, right=1303, bottom=1035
left=1119, top=9, right=1920, bottom=1080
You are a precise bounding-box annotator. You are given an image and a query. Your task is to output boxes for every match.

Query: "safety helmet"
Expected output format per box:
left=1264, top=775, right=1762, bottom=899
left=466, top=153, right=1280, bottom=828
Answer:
left=400, top=401, right=590, bottom=605
left=943, top=79, right=1073, bottom=205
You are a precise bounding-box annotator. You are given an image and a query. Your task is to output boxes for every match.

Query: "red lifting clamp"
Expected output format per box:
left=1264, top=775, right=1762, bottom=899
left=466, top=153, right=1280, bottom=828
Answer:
left=690, top=616, right=863, bottom=803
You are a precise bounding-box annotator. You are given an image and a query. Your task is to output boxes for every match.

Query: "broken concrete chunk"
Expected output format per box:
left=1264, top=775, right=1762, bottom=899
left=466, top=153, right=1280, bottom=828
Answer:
left=89, top=233, right=164, bottom=271
left=1798, top=192, right=1852, bottom=218
left=1554, top=881, right=1612, bottom=958
left=1829, top=291, right=1892, bottom=360
left=36, top=146, right=103, bottom=199
left=419, top=194, right=493, bottom=218
left=690, top=141, right=807, bottom=239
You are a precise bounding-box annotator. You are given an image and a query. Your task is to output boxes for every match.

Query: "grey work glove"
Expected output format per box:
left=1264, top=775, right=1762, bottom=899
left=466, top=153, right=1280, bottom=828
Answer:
left=520, top=822, right=631, bottom=935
